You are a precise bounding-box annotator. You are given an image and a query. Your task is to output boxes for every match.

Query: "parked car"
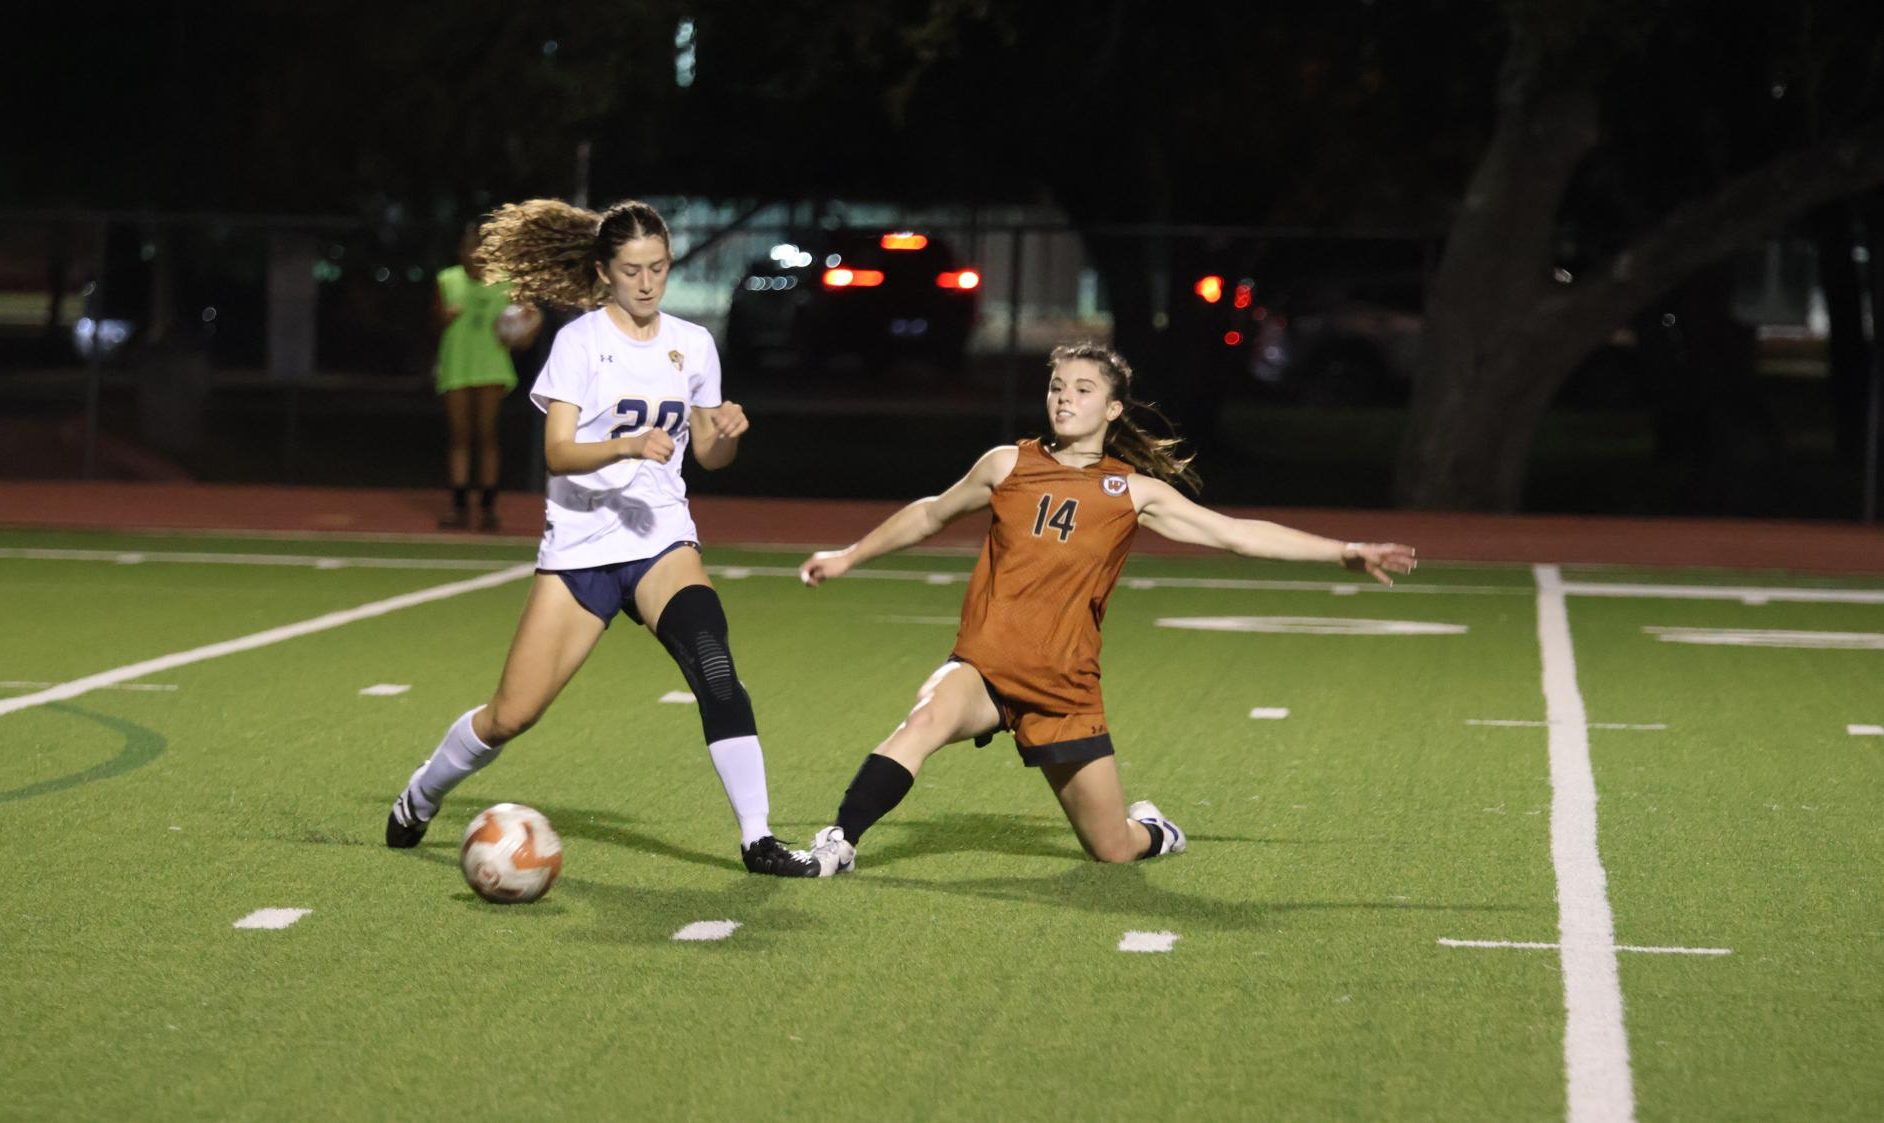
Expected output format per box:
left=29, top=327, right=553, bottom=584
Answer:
left=724, top=229, right=981, bottom=372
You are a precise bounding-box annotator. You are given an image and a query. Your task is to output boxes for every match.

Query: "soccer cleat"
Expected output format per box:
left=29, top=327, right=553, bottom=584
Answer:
left=741, top=834, right=821, bottom=877
left=385, top=787, right=431, bottom=849
left=807, top=825, right=856, bottom=877
left=477, top=508, right=501, bottom=532
left=1128, top=800, right=1187, bottom=857
left=437, top=509, right=471, bottom=531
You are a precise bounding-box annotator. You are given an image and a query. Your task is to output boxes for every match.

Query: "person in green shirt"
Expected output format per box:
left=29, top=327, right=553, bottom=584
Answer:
left=435, top=223, right=541, bottom=530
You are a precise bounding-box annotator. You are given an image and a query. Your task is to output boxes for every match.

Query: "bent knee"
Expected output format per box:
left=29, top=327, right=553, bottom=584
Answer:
left=482, top=702, right=540, bottom=745
left=1087, top=833, right=1143, bottom=865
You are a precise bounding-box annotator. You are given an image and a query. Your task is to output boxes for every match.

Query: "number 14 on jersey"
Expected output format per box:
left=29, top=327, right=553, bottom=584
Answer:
left=1032, top=494, right=1079, bottom=541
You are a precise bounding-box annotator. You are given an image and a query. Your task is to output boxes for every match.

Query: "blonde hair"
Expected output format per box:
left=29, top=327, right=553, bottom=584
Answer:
left=1048, top=342, right=1201, bottom=492
left=477, top=198, right=671, bottom=308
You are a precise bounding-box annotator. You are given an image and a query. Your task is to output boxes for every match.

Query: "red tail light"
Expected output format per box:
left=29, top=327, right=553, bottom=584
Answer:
left=937, top=270, right=981, bottom=290
left=1223, top=331, right=1243, bottom=346
left=880, top=232, right=928, bottom=250
left=824, top=268, right=885, bottom=288
left=1194, top=275, right=1224, bottom=304
left=1233, top=282, right=1253, bottom=309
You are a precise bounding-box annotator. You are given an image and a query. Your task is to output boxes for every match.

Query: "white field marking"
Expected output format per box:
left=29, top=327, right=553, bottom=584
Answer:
left=1438, top=938, right=1730, bottom=956
left=1849, top=724, right=1884, bottom=736
left=0, top=680, right=177, bottom=693
left=871, top=615, right=960, bottom=625
left=718, top=566, right=751, bottom=579
left=1155, top=616, right=1468, bottom=636
left=1642, top=625, right=1884, bottom=650
left=0, top=564, right=535, bottom=719
left=1332, top=585, right=1361, bottom=596
left=1562, top=580, right=1884, bottom=605
left=1534, top=563, right=1634, bottom=1123
left=0, top=547, right=517, bottom=572
left=1467, top=719, right=1666, bottom=731
left=358, top=684, right=411, bottom=697
left=711, top=564, right=1525, bottom=596
left=1248, top=707, right=1291, bottom=720
left=923, top=573, right=958, bottom=585
left=1118, top=930, right=1179, bottom=953
left=659, top=690, right=696, bottom=704
left=672, top=919, right=740, bottom=941
left=233, top=908, right=312, bottom=930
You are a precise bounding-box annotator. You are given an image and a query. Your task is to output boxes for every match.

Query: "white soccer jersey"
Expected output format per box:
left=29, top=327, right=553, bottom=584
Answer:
left=528, top=309, right=723, bottom=570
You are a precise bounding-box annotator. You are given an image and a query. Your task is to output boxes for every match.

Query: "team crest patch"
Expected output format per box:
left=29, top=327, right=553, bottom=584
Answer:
left=1103, top=475, right=1128, bottom=496
left=668, top=350, right=684, bottom=370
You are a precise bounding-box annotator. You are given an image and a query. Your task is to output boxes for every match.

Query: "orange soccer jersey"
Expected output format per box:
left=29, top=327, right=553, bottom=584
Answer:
left=951, top=439, right=1139, bottom=750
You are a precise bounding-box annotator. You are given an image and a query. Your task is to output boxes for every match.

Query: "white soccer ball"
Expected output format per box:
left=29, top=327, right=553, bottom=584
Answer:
left=460, top=803, right=563, bottom=904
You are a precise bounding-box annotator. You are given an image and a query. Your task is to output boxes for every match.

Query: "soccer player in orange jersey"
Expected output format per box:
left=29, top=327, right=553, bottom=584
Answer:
left=798, top=342, right=1416, bottom=874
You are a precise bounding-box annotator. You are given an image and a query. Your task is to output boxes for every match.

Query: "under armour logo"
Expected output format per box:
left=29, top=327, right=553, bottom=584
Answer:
left=599, top=354, right=615, bottom=363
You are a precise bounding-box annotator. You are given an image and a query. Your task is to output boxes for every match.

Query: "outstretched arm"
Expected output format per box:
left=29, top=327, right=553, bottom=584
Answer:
left=800, top=446, right=1018, bottom=586
left=1130, top=475, right=1416, bottom=586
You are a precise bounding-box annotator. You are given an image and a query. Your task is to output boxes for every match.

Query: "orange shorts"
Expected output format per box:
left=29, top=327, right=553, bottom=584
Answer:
left=951, top=656, right=1115, bottom=768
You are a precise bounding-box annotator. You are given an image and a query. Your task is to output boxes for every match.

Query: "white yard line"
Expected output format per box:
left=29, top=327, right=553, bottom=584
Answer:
left=0, top=547, right=513, bottom=571
left=0, top=680, right=177, bottom=693
left=1466, top=719, right=1666, bottom=731
left=7, top=546, right=1878, bottom=603
left=1438, top=938, right=1730, bottom=956
left=1561, top=580, right=1884, bottom=605
left=1534, top=563, right=1635, bottom=1123
left=0, top=565, right=535, bottom=718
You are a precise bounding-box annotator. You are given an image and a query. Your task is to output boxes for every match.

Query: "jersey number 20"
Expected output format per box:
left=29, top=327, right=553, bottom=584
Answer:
left=1032, top=494, right=1079, bottom=541
left=611, top=398, right=686, bottom=440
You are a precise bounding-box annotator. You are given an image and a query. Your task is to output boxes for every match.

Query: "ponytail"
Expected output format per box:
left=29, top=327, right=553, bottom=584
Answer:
left=477, top=198, right=673, bottom=309
left=1047, top=342, right=1201, bottom=493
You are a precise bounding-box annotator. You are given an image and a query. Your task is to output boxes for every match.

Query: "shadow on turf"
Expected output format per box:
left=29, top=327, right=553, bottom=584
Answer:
left=385, top=822, right=819, bottom=948
left=857, top=811, right=1277, bottom=869
left=863, top=863, right=1518, bottom=933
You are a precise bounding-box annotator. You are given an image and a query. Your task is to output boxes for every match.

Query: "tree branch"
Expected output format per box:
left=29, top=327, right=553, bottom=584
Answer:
left=1538, top=118, right=1884, bottom=352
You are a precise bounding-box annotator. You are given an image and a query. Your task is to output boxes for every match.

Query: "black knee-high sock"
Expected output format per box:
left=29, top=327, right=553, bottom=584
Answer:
left=835, top=754, right=914, bottom=844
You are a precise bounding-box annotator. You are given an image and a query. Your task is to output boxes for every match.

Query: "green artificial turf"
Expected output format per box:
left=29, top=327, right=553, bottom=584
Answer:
left=1, top=530, right=1879, bottom=1120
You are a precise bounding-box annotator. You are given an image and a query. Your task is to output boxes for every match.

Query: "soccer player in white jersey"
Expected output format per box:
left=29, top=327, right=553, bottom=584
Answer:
left=385, top=198, right=818, bottom=876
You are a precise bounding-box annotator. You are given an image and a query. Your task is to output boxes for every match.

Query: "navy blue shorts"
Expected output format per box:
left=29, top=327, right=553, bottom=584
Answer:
left=540, top=541, right=699, bottom=627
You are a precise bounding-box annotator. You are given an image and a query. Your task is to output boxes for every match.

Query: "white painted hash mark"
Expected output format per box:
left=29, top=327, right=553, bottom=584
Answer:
left=1439, top=938, right=1730, bottom=956
left=234, top=908, right=312, bottom=930
left=1849, top=724, right=1884, bottom=736
left=659, top=690, right=696, bottom=704
left=1643, top=626, right=1884, bottom=650
left=1534, top=563, right=1635, bottom=1123
left=1248, top=707, right=1291, bottom=720
left=1154, top=616, right=1468, bottom=636
left=672, top=920, right=740, bottom=941
left=1118, top=931, right=1179, bottom=953
left=358, top=684, right=411, bottom=697
left=0, top=565, right=536, bottom=719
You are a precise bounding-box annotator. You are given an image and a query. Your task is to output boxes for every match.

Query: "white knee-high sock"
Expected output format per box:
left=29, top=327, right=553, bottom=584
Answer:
left=707, top=735, right=772, bottom=846
left=404, top=707, right=502, bottom=820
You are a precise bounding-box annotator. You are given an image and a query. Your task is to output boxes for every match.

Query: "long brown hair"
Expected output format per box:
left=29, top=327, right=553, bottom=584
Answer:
left=1047, top=342, right=1201, bottom=492
left=476, top=199, right=671, bottom=308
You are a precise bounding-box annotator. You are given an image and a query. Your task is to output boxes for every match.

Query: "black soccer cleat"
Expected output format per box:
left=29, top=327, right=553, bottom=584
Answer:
left=740, top=834, right=820, bottom=877
left=385, top=790, right=430, bottom=849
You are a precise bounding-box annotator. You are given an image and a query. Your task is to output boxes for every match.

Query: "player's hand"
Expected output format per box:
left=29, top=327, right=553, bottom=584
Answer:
left=622, top=429, right=676, bottom=464
left=705, top=401, right=749, bottom=440
left=799, top=549, right=853, bottom=587
left=1341, top=542, right=1417, bottom=586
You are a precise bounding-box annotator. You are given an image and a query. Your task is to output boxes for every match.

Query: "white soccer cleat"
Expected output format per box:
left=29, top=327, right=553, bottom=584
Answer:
left=1128, top=800, right=1187, bottom=857
left=808, top=825, right=856, bottom=877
